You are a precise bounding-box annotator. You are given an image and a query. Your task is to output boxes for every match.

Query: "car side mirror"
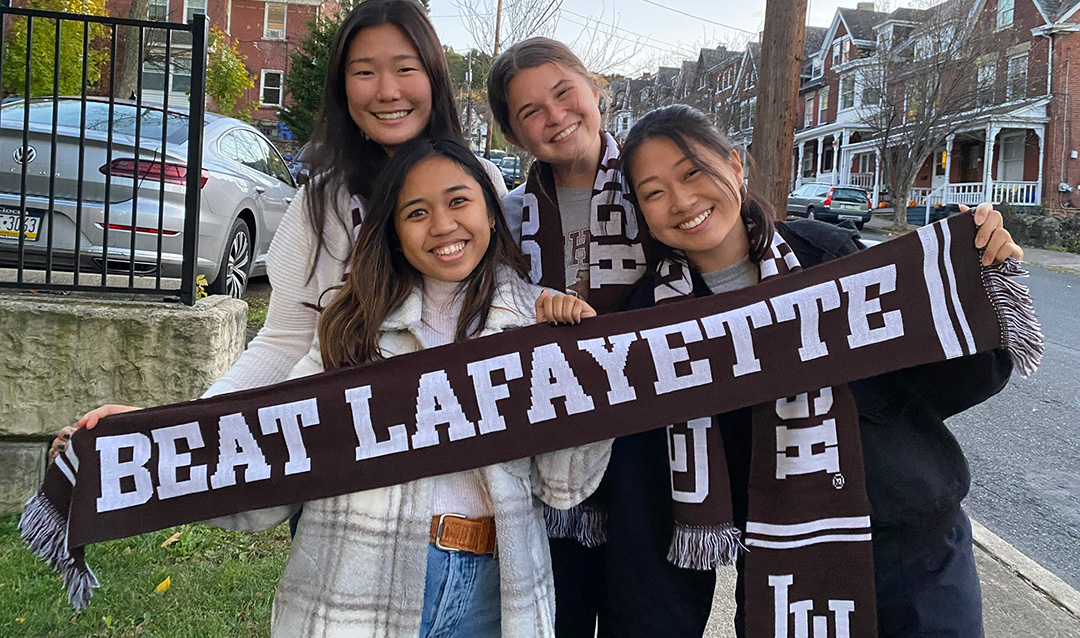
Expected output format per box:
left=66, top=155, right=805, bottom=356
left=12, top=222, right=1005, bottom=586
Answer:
left=282, top=153, right=293, bottom=162
left=296, top=168, right=310, bottom=187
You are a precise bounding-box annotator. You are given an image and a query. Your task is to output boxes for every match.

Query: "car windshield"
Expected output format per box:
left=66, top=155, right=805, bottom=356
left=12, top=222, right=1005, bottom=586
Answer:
left=1, top=100, right=191, bottom=145
left=833, top=188, right=868, bottom=203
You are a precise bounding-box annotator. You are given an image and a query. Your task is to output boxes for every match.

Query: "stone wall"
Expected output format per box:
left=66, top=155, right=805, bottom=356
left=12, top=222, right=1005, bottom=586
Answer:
left=0, top=294, right=247, bottom=513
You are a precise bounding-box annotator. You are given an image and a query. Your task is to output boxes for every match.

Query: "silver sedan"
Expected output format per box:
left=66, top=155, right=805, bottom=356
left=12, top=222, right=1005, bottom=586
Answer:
left=0, top=97, right=296, bottom=297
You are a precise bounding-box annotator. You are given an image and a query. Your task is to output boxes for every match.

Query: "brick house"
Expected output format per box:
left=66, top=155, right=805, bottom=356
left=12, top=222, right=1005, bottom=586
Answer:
left=791, top=0, right=1080, bottom=216
left=105, top=0, right=338, bottom=140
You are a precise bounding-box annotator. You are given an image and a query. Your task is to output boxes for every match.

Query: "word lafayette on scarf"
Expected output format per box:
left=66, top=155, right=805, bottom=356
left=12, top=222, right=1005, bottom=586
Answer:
left=22, top=215, right=1042, bottom=613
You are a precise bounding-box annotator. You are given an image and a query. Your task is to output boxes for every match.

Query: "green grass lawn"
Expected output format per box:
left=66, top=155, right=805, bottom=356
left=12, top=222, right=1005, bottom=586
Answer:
left=0, top=516, right=289, bottom=636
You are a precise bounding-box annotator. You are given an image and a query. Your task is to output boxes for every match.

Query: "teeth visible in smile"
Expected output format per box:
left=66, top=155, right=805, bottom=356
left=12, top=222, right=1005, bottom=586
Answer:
left=374, top=111, right=409, bottom=120
left=433, top=241, right=465, bottom=256
left=678, top=208, right=712, bottom=230
left=552, top=123, right=578, bottom=142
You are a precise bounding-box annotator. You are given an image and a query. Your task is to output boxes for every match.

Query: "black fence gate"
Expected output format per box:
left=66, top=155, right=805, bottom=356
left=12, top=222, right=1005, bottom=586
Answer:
left=0, top=5, right=207, bottom=305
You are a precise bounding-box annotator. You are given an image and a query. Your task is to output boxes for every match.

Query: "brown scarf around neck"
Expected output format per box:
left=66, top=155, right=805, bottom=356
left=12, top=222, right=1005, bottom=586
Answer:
left=21, top=216, right=1041, bottom=628
left=519, top=130, right=646, bottom=314
left=655, top=229, right=877, bottom=637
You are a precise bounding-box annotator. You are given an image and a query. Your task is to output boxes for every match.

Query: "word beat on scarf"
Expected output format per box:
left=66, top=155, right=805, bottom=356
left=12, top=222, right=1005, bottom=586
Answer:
left=72, top=229, right=996, bottom=547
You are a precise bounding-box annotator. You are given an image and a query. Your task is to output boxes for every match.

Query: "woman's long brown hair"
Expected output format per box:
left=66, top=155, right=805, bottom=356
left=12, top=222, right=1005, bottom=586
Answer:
left=318, top=137, right=528, bottom=369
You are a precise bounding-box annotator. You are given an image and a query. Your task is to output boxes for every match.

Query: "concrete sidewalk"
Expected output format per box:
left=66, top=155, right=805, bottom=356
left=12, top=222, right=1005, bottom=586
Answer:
left=704, top=519, right=1080, bottom=636
left=700, top=215, right=1080, bottom=636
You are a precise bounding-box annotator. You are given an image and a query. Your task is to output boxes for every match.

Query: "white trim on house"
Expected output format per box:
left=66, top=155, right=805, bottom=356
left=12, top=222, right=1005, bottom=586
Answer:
left=264, top=2, right=287, bottom=40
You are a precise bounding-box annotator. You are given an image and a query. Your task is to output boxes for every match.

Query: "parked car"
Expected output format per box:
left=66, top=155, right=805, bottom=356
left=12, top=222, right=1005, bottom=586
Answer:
left=787, top=183, right=872, bottom=229
left=500, top=155, right=522, bottom=190
left=0, top=97, right=296, bottom=298
left=285, top=141, right=314, bottom=186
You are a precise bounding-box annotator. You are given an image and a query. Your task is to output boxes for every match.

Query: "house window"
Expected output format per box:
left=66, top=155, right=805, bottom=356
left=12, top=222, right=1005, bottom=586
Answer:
left=862, top=85, right=880, bottom=106
left=143, top=56, right=191, bottom=94
left=148, top=0, right=169, bottom=22
left=805, top=96, right=814, bottom=127
left=841, top=76, right=855, bottom=110
left=978, top=60, right=996, bottom=106
left=812, top=56, right=823, bottom=77
left=748, top=98, right=756, bottom=127
left=261, top=70, right=284, bottom=107
left=265, top=3, right=287, bottom=40
left=833, top=41, right=841, bottom=65
left=1007, top=53, right=1027, bottom=100
left=819, top=87, right=829, bottom=122
left=183, top=0, right=206, bottom=22
left=999, top=131, right=1025, bottom=181
left=802, top=149, right=814, bottom=177
left=997, top=0, right=1014, bottom=29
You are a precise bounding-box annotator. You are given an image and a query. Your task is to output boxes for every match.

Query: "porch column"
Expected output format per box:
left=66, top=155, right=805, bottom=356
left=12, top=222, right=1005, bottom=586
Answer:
left=982, top=123, right=998, bottom=203
left=796, top=142, right=805, bottom=188
left=839, top=129, right=849, bottom=184
left=1034, top=126, right=1046, bottom=205
left=944, top=135, right=954, bottom=203
left=873, top=147, right=882, bottom=207
left=817, top=137, right=825, bottom=180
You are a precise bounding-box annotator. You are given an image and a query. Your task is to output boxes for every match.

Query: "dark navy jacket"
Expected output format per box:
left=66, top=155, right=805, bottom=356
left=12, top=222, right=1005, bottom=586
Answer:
left=593, top=219, right=1012, bottom=637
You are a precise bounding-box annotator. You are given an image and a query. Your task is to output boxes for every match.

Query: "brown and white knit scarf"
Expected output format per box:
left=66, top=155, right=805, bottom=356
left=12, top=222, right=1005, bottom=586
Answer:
left=519, top=130, right=646, bottom=313
left=654, top=230, right=878, bottom=637
left=22, top=216, right=1041, bottom=634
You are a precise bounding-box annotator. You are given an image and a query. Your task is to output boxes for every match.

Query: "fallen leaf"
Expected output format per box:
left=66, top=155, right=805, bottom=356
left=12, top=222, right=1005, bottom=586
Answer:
left=155, top=576, right=171, bottom=594
left=161, top=532, right=182, bottom=548
left=16, top=617, right=25, bottom=623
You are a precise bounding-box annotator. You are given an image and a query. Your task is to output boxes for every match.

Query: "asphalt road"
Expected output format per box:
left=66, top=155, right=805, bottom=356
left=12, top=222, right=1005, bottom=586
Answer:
left=861, top=230, right=1080, bottom=590
left=949, top=263, right=1080, bottom=591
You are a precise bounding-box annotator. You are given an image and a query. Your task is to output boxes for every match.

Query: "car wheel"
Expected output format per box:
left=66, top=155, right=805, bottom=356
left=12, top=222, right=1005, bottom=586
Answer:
left=806, top=206, right=816, bottom=220
left=209, top=218, right=253, bottom=299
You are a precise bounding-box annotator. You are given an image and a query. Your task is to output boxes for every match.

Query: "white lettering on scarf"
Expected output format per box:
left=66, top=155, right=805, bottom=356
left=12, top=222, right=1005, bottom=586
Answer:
left=467, top=353, right=524, bottom=434
left=527, top=343, right=596, bottom=423
left=641, top=320, right=713, bottom=394
left=775, top=388, right=839, bottom=479
left=700, top=301, right=774, bottom=377
left=210, top=413, right=272, bottom=489
left=257, top=399, right=319, bottom=475
left=769, top=574, right=855, bottom=638
left=96, top=433, right=154, bottom=513
left=668, top=417, right=711, bottom=503
left=770, top=282, right=843, bottom=361
left=346, top=385, right=409, bottom=460
left=412, top=370, right=477, bottom=448
left=590, top=243, right=646, bottom=285
left=521, top=192, right=543, bottom=283
left=152, top=422, right=208, bottom=500
left=578, top=333, right=639, bottom=404
left=839, top=265, right=904, bottom=349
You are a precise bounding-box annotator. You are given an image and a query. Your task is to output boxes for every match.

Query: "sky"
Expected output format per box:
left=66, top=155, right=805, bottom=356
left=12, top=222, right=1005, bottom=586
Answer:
left=426, top=0, right=927, bottom=76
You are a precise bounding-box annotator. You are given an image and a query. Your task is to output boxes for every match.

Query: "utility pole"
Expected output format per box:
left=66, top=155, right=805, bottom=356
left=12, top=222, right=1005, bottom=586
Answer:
left=484, top=0, right=504, bottom=159
left=749, top=0, right=809, bottom=219
left=465, top=50, right=474, bottom=150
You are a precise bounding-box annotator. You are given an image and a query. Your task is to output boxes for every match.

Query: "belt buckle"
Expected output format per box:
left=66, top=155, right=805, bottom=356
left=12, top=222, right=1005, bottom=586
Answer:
left=434, top=513, right=468, bottom=552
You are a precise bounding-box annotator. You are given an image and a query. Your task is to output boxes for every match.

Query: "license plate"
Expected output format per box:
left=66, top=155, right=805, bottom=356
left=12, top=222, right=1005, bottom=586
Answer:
left=0, top=207, right=43, bottom=241
left=839, top=214, right=865, bottom=222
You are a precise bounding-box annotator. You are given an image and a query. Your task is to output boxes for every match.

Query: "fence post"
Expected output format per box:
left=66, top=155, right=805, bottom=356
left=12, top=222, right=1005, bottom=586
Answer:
left=179, top=14, right=208, bottom=306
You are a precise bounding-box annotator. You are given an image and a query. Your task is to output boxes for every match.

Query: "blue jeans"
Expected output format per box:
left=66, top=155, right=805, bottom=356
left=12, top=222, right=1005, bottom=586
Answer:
left=419, top=543, right=502, bottom=638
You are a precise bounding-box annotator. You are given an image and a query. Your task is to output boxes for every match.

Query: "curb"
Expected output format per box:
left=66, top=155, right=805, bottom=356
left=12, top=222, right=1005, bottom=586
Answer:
left=970, top=518, right=1080, bottom=621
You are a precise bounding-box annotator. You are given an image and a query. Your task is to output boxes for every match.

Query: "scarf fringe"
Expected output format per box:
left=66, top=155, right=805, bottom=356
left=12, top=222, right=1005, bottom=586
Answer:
left=666, top=522, right=743, bottom=570
left=983, top=258, right=1044, bottom=377
left=543, top=503, right=608, bottom=548
left=19, top=492, right=98, bottom=611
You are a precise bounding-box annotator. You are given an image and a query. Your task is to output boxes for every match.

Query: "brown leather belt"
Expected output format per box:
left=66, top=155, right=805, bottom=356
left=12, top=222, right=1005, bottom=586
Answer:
left=429, top=514, right=497, bottom=555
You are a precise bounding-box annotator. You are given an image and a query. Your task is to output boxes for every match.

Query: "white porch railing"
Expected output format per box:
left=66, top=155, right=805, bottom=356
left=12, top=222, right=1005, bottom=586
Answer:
left=946, top=183, right=986, bottom=206
left=850, top=173, right=874, bottom=188
left=992, top=181, right=1040, bottom=205
left=909, top=187, right=932, bottom=206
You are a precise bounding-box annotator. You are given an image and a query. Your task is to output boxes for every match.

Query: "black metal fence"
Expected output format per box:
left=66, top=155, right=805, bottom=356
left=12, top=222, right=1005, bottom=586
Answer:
left=0, top=6, right=207, bottom=305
